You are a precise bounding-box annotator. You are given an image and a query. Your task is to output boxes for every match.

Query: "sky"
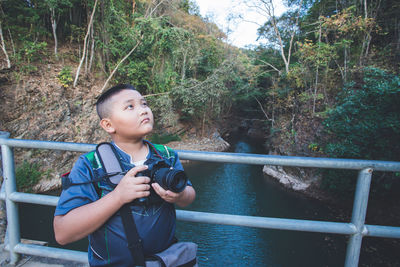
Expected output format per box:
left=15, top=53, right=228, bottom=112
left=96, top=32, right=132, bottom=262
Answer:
left=195, top=0, right=286, bottom=48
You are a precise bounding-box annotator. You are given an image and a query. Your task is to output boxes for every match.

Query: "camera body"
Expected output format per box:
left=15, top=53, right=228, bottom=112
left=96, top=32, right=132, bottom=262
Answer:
left=136, top=157, right=188, bottom=205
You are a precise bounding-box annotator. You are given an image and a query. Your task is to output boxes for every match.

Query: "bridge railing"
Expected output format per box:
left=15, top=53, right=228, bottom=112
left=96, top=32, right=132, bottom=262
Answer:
left=1, top=131, right=400, bottom=266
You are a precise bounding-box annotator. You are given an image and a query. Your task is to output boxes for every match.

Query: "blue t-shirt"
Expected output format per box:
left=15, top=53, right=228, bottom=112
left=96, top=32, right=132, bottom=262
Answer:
left=55, top=141, right=190, bottom=267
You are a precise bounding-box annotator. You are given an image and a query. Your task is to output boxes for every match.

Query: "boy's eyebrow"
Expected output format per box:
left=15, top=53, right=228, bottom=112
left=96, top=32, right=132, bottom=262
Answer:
left=122, top=98, right=146, bottom=104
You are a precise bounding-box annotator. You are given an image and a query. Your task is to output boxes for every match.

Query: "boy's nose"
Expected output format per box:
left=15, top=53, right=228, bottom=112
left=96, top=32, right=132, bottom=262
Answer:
left=140, top=106, right=148, bottom=115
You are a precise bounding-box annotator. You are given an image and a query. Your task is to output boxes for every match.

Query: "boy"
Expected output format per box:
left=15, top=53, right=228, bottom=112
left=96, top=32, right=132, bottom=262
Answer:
left=53, top=84, right=196, bottom=266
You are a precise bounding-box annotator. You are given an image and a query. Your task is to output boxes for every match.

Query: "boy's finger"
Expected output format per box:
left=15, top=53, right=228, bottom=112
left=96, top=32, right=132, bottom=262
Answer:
left=152, top=183, right=165, bottom=195
left=132, top=176, right=151, bottom=185
left=126, top=165, right=148, bottom=176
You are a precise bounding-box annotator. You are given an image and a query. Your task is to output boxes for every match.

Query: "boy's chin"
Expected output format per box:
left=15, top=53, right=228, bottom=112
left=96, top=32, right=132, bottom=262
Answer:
left=141, top=127, right=153, bottom=136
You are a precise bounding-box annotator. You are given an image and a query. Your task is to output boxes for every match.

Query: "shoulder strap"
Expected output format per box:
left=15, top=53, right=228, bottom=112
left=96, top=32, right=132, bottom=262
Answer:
left=61, top=144, right=127, bottom=193
left=120, top=204, right=146, bottom=267
left=96, top=142, right=146, bottom=266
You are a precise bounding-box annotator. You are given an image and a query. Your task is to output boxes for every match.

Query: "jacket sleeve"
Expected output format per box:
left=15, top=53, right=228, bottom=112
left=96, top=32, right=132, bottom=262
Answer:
left=54, top=155, right=99, bottom=216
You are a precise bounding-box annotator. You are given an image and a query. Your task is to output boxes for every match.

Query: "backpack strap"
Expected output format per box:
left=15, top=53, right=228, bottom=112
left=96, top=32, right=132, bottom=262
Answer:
left=149, top=142, right=177, bottom=166
left=96, top=142, right=146, bottom=266
left=84, top=150, right=104, bottom=198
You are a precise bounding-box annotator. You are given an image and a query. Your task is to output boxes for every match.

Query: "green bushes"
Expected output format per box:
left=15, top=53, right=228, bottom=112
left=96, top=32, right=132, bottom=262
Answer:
left=148, top=133, right=181, bottom=145
left=20, top=41, right=48, bottom=64
left=16, top=161, right=49, bottom=192
left=57, top=66, right=73, bottom=88
left=170, top=63, right=231, bottom=123
left=147, top=93, right=179, bottom=130
left=323, top=67, right=400, bottom=161
left=321, top=67, right=400, bottom=195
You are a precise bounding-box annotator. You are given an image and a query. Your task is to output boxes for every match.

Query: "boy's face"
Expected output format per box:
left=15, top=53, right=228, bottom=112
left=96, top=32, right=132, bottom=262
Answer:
left=103, top=89, right=154, bottom=140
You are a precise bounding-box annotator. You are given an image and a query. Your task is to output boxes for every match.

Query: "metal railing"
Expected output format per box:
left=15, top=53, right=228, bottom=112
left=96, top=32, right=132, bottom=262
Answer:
left=1, top=131, right=400, bottom=266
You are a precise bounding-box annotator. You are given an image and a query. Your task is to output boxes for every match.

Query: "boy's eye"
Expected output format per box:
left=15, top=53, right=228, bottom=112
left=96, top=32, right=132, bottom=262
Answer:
left=127, top=104, right=134, bottom=109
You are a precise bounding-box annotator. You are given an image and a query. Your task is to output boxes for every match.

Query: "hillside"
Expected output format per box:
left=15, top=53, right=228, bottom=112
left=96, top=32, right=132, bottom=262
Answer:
left=0, top=46, right=235, bottom=193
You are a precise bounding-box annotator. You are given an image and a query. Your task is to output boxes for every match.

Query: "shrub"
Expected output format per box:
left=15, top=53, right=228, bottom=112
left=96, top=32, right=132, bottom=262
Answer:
left=321, top=67, right=400, bottom=195
left=16, top=161, right=44, bottom=192
left=21, top=41, right=48, bottom=64
left=148, top=133, right=180, bottom=144
left=323, top=67, right=400, bottom=161
left=57, top=66, right=73, bottom=88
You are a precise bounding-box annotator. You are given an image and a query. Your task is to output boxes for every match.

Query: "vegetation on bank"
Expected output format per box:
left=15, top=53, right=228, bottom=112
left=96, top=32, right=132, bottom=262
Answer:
left=0, top=0, right=399, bottom=197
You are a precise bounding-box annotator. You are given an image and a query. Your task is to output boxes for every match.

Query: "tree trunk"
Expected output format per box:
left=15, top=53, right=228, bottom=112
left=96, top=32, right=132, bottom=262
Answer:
left=0, top=22, right=11, bottom=68
left=74, top=0, right=99, bottom=87
left=313, top=21, right=322, bottom=116
left=181, top=49, right=187, bottom=81
left=88, top=26, right=95, bottom=73
left=50, top=7, right=58, bottom=57
left=250, top=0, right=303, bottom=74
left=344, top=46, right=348, bottom=83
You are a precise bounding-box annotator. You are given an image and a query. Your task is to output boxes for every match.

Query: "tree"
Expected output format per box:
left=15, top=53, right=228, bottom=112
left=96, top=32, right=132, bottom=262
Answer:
left=244, top=0, right=304, bottom=74
left=44, top=0, right=72, bottom=57
left=73, top=0, right=98, bottom=87
left=324, top=67, right=400, bottom=161
left=321, top=67, right=400, bottom=195
left=0, top=22, right=11, bottom=68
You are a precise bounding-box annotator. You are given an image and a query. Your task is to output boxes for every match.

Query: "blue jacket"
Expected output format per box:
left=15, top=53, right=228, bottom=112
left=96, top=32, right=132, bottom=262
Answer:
left=55, top=141, right=190, bottom=266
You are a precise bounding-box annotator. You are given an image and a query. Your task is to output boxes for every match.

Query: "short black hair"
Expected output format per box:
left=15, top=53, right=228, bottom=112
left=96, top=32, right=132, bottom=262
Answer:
left=96, top=84, right=137, bottom=119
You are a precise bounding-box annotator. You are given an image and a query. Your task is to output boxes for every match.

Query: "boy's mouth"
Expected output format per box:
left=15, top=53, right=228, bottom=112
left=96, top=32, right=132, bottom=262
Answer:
left=141, top=118, right=150, bottom=124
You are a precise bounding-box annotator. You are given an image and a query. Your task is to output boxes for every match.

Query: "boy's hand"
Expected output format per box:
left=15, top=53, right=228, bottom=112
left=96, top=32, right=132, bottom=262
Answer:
left=151, top=183, right=183, bottom=203
left=112, top=165, right=151, bottom=205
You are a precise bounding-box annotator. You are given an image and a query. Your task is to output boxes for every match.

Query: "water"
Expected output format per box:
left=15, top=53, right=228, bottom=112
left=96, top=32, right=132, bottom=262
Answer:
left=175, top=138, right=347, bottom=266
left=19, top=137, right=353, bottom=266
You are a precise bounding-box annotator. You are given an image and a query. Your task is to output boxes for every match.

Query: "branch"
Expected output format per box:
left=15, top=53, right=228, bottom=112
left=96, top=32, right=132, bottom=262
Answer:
left=148, top=0, right=168, bottom=17
left=256, top=59, right=281, bottom=75
left=253, top=96, right=272, bottom=121
left=100, top=35, right=143, bottom=93
left=143, top=92, right=170, bottom=98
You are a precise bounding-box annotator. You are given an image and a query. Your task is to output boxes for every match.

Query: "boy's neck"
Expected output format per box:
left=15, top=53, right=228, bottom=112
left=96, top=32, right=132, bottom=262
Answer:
left=113, top=138, right=148, bottom=161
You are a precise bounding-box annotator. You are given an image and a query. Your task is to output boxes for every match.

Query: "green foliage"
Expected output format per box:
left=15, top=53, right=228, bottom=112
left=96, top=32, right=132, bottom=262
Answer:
left=195, top=36, right=224, bottom=79
left=321, top=67, right=400, bottom=195
left=57, top=66, right=73, bottom=88
left=323, top=67, right=400, bottom=160
left=308, top=142, right=322, bottom=153
left=320, top=169, right=357, bottom=194
left=146, top=94, right=179, bottom=130
left=16, top=161, right=46, bottom=192
left=117, top=61, right=151, bottom=91
left=148, top=133, right=181, bottom=145
left=171, top=62, right=231, bottom=122
left=20, top=41, right=48, bottom=64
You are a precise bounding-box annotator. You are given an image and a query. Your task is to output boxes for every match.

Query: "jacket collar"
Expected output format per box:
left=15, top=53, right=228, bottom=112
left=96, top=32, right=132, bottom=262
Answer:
left=111, top=140, right=160, bottom=164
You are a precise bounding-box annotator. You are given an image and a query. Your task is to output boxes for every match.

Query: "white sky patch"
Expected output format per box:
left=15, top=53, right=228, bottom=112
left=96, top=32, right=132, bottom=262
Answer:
left=196, top=0, right=286, bottom=48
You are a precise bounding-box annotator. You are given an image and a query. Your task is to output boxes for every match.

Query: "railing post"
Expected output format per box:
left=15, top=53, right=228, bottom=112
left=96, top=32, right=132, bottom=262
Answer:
left=0, top=131, right=21, bottom=265
left=344, top=168, right=372, bottom=267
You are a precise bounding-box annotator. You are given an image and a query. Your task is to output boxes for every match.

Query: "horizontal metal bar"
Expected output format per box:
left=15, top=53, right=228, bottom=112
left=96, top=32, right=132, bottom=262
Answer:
left=4, top=243, right=88, bottom=263
left=176, top=210, right=357, bottom=235
left=6, top=192, right=59, bottom=206
left=0, top=138, right=95, bottom=152
left=1, top=138, right=400, bottom=171
left=5, top=226, right=400, bottom=263
left=178, top=150, right=400, bottom=171
left=4, top=225, right=399, bottom=265
left=2, top=192, right=400, bottom=239
left=365, top=225, right=400, bottom=239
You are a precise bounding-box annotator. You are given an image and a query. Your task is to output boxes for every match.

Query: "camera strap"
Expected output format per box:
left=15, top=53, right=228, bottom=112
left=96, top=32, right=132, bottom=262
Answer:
left=96, top=142, right=146, bottom=267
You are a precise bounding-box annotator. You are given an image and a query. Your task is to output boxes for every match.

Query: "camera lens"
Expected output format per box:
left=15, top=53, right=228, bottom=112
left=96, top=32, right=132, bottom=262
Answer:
left=154, top=168, right=188, bottom=193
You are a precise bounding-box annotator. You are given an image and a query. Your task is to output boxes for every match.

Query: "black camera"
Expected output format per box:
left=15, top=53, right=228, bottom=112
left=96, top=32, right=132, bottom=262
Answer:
left=136, top=158, right=188, bottom=205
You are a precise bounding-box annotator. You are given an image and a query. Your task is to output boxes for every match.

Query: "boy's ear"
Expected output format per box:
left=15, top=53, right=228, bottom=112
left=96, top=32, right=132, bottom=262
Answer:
left=99, top=118, right=116, bottom=134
